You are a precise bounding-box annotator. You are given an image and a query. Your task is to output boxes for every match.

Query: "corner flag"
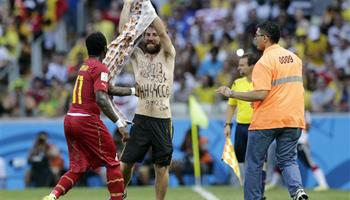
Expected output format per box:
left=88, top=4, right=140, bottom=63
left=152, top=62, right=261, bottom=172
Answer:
left=188, top=95, right=208, bottom=185
left=189, top=95, right=208, bottom=128
left=222, top=137, right=242, bottom=185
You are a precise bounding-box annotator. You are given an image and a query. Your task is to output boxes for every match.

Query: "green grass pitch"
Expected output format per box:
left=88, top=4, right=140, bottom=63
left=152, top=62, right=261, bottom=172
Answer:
left=0, top=186, right=349, bottom=200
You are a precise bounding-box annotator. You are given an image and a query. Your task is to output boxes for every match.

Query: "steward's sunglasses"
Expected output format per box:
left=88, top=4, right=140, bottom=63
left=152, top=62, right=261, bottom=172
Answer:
left=255, top=33, right=265, bottom=38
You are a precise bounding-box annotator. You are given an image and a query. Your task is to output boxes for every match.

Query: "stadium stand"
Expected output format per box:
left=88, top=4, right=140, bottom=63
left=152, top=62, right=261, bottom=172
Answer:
left=0, top=0, right=349, bottom=117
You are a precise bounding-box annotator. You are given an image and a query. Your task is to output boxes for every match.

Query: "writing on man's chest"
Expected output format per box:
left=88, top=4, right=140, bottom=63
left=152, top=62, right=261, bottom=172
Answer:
left=139, top=60, right=167, bottom=83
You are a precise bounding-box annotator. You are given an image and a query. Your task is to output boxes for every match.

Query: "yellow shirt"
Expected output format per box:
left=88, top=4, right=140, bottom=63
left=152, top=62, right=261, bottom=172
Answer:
left=94, top=21, right=115, bottom=43
left=193, top=86, right=217, bottom=105
left=228, top=77, right=253, bottom=124
left=68, top=40, right=88, bottom=66
left=295, top=42, right=305, bottom=60
left=216, top=71, right=232, bottom=87
left=304, top=89, right=312, bottom=110
left=160, top=3, right=172, bottom=17
left=211, top=0, right=231, bottom=8
left=43, top=0, right=58, bottom=31
left=0, top=25, right=19, bottom=55
left=195, top=43, right=212, bottom=61
left=343, top=7, right=350, bottom=22
left=305, top=35, right=328, bottom=66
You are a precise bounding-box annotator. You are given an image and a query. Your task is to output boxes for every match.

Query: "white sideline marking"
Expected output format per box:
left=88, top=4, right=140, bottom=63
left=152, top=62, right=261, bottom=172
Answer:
left=192, top=185, right=220, bottom=200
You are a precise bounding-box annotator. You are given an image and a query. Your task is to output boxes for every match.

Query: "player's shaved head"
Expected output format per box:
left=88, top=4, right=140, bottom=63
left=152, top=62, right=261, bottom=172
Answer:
left=86, top=32, right=107, bottom=56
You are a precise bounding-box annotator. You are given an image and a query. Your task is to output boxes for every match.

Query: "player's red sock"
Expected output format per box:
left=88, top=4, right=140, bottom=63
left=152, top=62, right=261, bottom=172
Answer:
left=106, top=165, right=124, bottom=200
left=51, top=170, right=83, bottom=199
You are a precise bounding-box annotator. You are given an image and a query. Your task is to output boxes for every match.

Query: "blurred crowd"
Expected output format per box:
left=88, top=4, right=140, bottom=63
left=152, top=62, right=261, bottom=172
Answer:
left=25, top=131, right=65, bottom=187
left=0, top=0, right=349, bottom=118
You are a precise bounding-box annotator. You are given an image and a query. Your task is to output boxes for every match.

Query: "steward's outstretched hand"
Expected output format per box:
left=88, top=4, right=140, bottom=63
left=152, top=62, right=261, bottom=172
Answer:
left=216, top=86, right=233, bottom=98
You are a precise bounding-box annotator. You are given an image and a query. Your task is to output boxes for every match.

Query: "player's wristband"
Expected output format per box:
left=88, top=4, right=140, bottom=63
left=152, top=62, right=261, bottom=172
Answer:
left=130, top=87, right=136, bottom=96
left=224, top=123, right=233, bottom=128
left=116, top=119, right=127, bottom=128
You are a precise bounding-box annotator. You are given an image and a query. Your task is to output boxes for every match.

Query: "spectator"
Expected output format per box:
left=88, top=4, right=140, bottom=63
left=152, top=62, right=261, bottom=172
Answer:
left=1, top=79, right=35, bottom=117
left=294, top=27, right=307, bottom=59
left=18, top=35, right=32, bottom=75
left=294, top=9, right=309, bottom=35
left=0, top=17, right=20, bottom=56
left=243, top=9, right=260, bottom=50
left=194, top=31, right=214, bottom=61
left=311, top=75, right=336, bottom=112
left=331, top=32, right=350, bottom=74
left=102, top=0, right=122, bottom=28
left=193, top=75, right=218, bottom=105
left=328, top=14, right=350, bottom=48
left=177, top=42, right=199, bottom=75
left=171, top=127, right=213, bottom=185
left=45, top=52, right=68, bottom=83
left=0, top=44, right=13, bottom=68
left=38, top=78, right=68, bottom=117
left=233, top=0, right=257, bottom=27
left=26, top=131, right=55, bottom=187
left=47, top=145, right=65, bottom=184
left=67, top=34, right=88, bottom=70
left=197, top=46, right=223, bottom=78
left=27, top=77, right=46, bottom=106
left=216, top=58, right=235, bottom=87
left=67, top=52, right=85, bottom=84
left=173, top=73, right=196, bottom=103
left=305, top=25, right=328, bottom=71
left=338, top=74, right=350, bottom=112
left=26, top=131, right=65, bottom=187
left=92, top=9, right=115, bottom=43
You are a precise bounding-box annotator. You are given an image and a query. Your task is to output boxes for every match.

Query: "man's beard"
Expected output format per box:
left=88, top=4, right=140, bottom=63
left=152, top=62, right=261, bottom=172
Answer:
left=142, top=42, right=161, bottom=54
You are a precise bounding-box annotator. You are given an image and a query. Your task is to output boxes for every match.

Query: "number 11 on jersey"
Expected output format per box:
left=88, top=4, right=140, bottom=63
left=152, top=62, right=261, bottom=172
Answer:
left=72, top=75, right=84, bottom=104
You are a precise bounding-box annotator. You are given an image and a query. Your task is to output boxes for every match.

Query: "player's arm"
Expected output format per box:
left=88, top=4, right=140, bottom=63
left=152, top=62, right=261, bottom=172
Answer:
left=119, top=0, right=133, bottom=33
left=93, top=64, right=130, bottom=140
left=108, top=83, right=140, bottom=97
left=96, top=91, right=129, bottom=141
left=96, top=91, right=122, bottom=123
left=152, top=16, right=176, bottom=57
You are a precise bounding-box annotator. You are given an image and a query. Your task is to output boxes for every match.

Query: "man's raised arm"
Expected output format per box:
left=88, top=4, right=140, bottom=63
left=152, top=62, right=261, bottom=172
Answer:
left=152, top=16, right=176, bottom=57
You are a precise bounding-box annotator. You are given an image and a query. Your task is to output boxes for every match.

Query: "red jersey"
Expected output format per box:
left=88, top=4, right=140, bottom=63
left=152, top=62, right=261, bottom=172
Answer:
left=68, top=58, right=109, bottom=116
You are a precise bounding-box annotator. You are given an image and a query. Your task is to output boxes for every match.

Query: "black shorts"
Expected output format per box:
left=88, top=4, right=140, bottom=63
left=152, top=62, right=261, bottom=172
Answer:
left=120, top=114, right=173, bottom=166
left=234, top=123, right=249, bottom=163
